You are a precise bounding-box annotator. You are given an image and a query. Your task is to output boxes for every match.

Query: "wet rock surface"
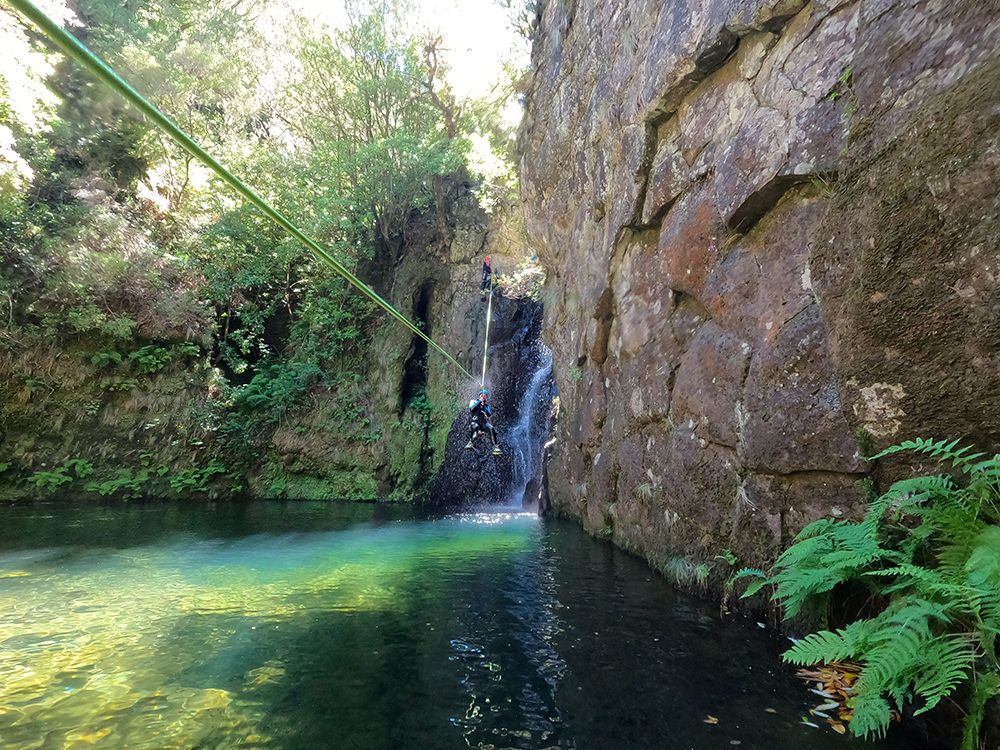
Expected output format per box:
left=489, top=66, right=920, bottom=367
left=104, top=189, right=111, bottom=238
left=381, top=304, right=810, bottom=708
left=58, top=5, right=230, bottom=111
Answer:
left=428, top=296, right=555, bottom=507
left=265, top=191, right=533, bottom=500
left=520, top=0, right=1000, bottom=579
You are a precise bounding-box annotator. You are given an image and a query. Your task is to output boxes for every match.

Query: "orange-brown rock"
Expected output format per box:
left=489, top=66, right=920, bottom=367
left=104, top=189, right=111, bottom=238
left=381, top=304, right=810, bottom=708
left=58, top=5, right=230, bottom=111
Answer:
left=521, top=0, right=1000, bottom=582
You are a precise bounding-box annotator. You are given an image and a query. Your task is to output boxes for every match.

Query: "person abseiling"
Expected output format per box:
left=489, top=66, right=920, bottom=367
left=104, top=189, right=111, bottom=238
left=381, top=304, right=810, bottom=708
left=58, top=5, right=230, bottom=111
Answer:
left=466, top=388, right=501, bottom=455
left=481, top=255, right=495, bottom=294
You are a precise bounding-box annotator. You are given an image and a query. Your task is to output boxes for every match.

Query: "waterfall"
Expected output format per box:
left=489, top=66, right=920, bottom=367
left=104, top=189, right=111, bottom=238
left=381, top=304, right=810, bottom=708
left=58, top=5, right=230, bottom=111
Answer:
left=506, top=346, right=553, bottom=507
left=428, top=297, right=554, bottom=508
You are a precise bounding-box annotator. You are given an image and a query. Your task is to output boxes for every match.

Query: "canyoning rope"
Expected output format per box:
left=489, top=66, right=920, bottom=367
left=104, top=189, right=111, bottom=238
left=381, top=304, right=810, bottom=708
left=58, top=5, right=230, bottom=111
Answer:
left=481, top=276, right=494, bottom=387
left=9, top=0, right=473, bottom=380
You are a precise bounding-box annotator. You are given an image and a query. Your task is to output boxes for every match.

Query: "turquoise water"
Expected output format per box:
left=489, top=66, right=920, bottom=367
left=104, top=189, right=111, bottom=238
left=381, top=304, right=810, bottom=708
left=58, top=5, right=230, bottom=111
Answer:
left=0, top=502, right=912, bottom=749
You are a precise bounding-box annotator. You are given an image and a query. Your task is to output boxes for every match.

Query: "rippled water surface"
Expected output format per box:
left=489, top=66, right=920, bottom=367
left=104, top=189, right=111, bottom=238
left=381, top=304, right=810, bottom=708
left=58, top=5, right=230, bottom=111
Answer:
left=0, top=502, right=911, bottom=749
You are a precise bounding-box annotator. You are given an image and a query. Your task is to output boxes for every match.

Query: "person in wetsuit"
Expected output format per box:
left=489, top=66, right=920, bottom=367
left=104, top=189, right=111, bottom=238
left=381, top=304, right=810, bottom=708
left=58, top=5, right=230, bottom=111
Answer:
left=481, top=255, right=495, bottom=294
left=465, top=388, right=501, bottom=455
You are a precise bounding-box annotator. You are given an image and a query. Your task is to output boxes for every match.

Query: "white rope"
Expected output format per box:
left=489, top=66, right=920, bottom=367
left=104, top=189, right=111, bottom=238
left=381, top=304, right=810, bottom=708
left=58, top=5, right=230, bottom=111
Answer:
left=480, top=277, right=494, bottom=387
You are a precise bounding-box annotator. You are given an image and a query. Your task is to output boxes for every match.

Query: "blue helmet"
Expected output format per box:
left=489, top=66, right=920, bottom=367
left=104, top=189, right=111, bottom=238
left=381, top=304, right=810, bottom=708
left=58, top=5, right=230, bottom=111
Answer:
left=479, top=389, right=490, bottom=397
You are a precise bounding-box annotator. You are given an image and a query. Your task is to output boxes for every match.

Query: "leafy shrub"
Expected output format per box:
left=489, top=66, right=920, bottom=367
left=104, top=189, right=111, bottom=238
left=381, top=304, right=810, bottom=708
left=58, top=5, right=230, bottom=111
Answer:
left=66, top=303, right=107, bottom=333
left=64, top=458, right=94, bottom=478
left=733, top=438, right=1000, bottom=746
left=175, top=341, right=201, bottom=357
left=87, top=467, right=151, bottom=499
left=100, top=314, right=137, bottom=341
left=25, top=468, right=72, bottom=491
left=25, top=458, right=92, bottom=491
left=90, top=351, right=124, bottom=367
left=128, top=345, right=172, bottom=374
left=167, top=461, right=226, bottom=494
left=234, top=361, right=324, bottom=426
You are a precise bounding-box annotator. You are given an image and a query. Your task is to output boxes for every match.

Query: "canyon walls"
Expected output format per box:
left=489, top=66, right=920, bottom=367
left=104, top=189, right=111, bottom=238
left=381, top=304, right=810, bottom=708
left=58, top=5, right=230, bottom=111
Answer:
left=520, top=0, right=1000, bottom=580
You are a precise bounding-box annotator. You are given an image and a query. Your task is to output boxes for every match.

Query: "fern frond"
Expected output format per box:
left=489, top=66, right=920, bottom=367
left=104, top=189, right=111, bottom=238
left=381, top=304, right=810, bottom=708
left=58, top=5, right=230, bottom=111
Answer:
left=728, top=567, right=770, bottom=599
left=965, top=527, right=1000, bottom=589
left=960, top=671, right=1000, bottom=750
left=884, top=474, right=955, bottom=501
left=859, top=623, right=926, bottom=693
left=967, top=454, right=1000, bottom=478
left=770, top=435, right=999, bottom=746
left=967, top=456, right=1000, bottom=504
left=911, top=635, right=976, bottom=715
left=977, top=590, right=1000, bottom=640
left=869, top=437, right=983, bottom=471
left=773, top=565, right=847, bottom=618
left=729, top=567, right=767, bottom=582
left=848, top=691, right=891, bottom=739
left=782, top=620, right=871, bottom=665
left=830, top=520, right=876, bottom=548
left=823, top=545, right=891, bottom=569
left=861, top=477, right=955, bottom=537
left=883, top=597, right=952, bottom=630
left=864, top=565, right=947, bottom=589
left=793, top=517, right=835, bottom=541
left=774, top=533, right=833, bottom=570
left=869, top=476, right=956, bottom=533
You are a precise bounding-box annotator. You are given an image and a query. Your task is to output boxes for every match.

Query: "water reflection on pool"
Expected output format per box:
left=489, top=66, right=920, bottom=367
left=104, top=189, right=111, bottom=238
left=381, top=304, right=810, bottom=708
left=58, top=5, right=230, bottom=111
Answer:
left=0, top=502, right=912, bottom=749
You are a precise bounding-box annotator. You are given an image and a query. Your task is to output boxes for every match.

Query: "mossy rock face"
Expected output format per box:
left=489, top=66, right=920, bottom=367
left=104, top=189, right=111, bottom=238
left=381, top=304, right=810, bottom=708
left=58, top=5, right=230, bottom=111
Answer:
left=385, top=409, right=431, bottom=496
left=0, top=333, right=223, bottom=501
left=277, top=472, right=378, bottom=501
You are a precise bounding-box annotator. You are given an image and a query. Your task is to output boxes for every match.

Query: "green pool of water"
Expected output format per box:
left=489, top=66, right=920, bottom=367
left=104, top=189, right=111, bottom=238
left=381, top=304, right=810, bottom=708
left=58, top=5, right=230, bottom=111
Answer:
left=0, top=502, right=913, bottom=749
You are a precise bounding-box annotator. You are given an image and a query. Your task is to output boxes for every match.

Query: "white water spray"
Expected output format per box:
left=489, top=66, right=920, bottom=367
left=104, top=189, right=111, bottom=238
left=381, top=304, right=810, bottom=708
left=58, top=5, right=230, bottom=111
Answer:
left=506, top=346, right=553, bottom=507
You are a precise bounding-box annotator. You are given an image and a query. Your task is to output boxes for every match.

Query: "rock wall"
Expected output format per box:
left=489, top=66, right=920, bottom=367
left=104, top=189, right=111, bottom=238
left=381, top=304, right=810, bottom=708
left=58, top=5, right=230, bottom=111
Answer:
left=428, top=295, right=554, bottom=507
left=520, top=0, right=1000, bottom=579
left=264, top=190, right=512, bottom=500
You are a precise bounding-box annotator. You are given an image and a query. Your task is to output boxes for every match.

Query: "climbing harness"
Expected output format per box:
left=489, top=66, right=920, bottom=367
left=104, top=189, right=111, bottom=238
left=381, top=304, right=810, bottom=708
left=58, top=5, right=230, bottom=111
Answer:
left=466, top=388, right=501, bottom=455
left=9, top=0, right=472, bottom=380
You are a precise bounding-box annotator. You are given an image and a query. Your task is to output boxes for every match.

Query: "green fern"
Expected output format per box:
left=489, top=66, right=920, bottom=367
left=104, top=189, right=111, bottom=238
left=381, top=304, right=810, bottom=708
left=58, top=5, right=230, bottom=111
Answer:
left=730, top=567, right=768, bottom=599
left=869, top=437, right=985, bottom=470
left=910, top=635, right=975, bottom=714
left=850, top=692, right=891, bottom=739
left=784, top=619, right=871, bottom=665
left=731, top=438, right=1000, bottom=745
left=730, top=567, right=767, bottom=582
left=962, top=672, right=1000, bottom=750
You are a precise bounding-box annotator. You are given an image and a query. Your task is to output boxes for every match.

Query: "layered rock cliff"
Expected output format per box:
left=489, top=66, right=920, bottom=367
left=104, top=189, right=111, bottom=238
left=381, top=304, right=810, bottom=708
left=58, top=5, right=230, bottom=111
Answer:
left=520, top=0, right=1000, bottom=580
